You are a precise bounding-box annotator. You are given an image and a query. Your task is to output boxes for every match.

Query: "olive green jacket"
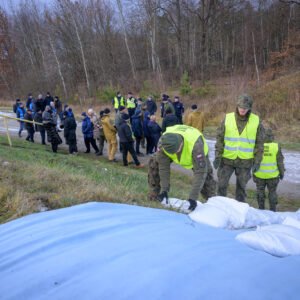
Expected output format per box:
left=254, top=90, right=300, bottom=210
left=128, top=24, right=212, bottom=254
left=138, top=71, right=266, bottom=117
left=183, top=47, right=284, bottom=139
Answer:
left=215, top=110, right=265, bottom=168
left=156, top=135, right=208, bottom=200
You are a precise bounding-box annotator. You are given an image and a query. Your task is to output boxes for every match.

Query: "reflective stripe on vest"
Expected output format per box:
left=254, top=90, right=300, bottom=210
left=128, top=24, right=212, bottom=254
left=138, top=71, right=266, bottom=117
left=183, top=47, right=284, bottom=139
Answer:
left=114, top=97, right=125, bottom=109
left=162, top=125, right=208, bottom=169
left=223, top=112, right=259, bottom=160
left=254, top=142, right=279, bottom=179
left=127, top=97, right=136, bottom=108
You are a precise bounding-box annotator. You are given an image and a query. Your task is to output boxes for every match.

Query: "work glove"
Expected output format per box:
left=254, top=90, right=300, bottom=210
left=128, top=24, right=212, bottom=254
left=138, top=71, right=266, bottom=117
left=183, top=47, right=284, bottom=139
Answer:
left=279, top=174, right=284, bottom=180
left=213, top=158, right=221, bottom=170
left=158, top=191, right=168, bottom=203
left=188, top=199, right=197, bottom=212
left=252, top=163, right=260, bottom=173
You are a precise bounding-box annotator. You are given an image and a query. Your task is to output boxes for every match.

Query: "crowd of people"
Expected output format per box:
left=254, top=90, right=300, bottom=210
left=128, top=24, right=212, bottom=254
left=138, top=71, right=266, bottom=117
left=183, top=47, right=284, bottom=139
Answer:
left=12, top=91, right=285, bottom=213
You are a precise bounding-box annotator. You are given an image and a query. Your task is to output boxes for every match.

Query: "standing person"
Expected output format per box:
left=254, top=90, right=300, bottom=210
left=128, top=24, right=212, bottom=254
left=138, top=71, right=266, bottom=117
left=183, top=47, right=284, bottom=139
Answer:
left=13, top=98, right=21, bottom=114
left=148, top=125, right=216, bottom=210
left=112, top=91, right=125, bottom=113
left=16, top=102, right=26, bottom=137
left=98, top=111, right=106, bottom=155
left=160, top=94, right=175, bottom=118
left=24, top=109, right=35, bottom=142
left=213, top=94, right=265, bottom=202
left=44, top=92, right=54, bottom=107
left=43, top=105, right=62, bottom=153
left=34, top=109, right=46, bottom=145
left=26, top=93, right=34, bottom=111
left=161, top=107, right=179, bottom=133
left=81, top=112, right=100, bottom=155
left=136, top=98, right=144, bottom=110
left=126, top=92, right=137, bottom=122
left=50, top=101, right=59, bottom=130
left=63, top=111, right=78, bottom=155
left=185, top=104, right=205, bottom=133
left=35, top=94, right=45, bottom=112
left=173, top=96, right=184, bottom=124
left=146, top=96, right=157, bottom=115
left=131, top=109, right=144, bottom=156
left=54, top=96, right=63, bottom=122
left=143, top=107, right=152, bottom=154
left=117, top=113, right=144, bottom=168
left=115, top=106, right=127, bottom=130
left=101, top=108, right=118, bottom=162
left=147, top=115, right=162, bottom=153
left=253, top=128, right=285, bottom=212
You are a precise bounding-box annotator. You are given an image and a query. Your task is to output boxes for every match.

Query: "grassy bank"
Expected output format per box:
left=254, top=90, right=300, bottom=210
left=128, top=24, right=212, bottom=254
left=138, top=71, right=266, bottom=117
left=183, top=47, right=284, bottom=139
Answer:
left=0, top=135, right=298, bottom=224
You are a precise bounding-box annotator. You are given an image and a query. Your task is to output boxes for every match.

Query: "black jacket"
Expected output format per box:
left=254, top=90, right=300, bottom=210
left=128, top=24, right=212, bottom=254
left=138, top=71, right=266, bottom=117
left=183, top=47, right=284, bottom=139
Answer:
left=24, top=112, right=34, bottom=130
left=146, top=100, right=157, bottom=115
left=162, top=114, right=178, bottom=132
left=34, top=112, right=44, bottom=132
left=64, top=116, right=77, bottom=143
left=117, top=120, right=134, bottom=143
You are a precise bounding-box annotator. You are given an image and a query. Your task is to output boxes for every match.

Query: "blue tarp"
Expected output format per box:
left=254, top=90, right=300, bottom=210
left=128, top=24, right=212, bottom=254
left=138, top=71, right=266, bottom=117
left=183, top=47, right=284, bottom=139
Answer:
left=1, top=202, right=300, bottom=300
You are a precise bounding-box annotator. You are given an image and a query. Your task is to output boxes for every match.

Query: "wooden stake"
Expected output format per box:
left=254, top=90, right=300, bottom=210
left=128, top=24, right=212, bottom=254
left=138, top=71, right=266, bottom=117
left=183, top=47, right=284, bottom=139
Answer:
left=3, top=117, right=12, bottom=147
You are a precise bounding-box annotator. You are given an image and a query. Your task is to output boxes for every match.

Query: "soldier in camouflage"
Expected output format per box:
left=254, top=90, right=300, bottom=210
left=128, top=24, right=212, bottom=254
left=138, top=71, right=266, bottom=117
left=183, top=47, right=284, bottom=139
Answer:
left=253, top=128, right=285, bottom=211
left=213, top=94, right=265, bottom=202
left=148, top=125, right=216, bottom=211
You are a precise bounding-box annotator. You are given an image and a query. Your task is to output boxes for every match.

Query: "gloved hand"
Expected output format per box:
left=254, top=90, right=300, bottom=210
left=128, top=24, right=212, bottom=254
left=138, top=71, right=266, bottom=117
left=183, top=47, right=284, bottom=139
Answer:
left=213, top=158, right=221, bottom=170
left=188, top=199, right=197, bottom=211
left=279, top=174, right=284, bottom=180
left=158, top=191, right=168, bottom=203
left=252, top=163, right=260, bottom=173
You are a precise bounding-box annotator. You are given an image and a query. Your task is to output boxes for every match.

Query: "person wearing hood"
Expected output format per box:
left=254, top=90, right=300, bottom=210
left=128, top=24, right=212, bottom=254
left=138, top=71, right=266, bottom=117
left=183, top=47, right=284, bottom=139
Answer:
left=34, top=109, right=46, bottom=145
left=16, top=102, right=26, bottom=137
left=213, top=94, right=265, bottom=202
left=253, top=128, right=285, bottom=211
left=131, top=109, right=144, bottom=156
left=117, top=113, right=143, bottom=168
left=24, top=109, right=35, bottom=142
left=161, top=107, right=179, bottom=133
left=148, top=124, right=216, bottom=211
left=64, top=111, right=78, bottom=155
left=101, top=108, right=118, bottom=162
left=185, top=104, right=205, bottom=133
left=81, top=112, right=100, bottom=155
left=147, top=115, right=162, bottom=153
left=43, top=105, right=62, bottom=153
left=98, top=110, right=106, bottom=155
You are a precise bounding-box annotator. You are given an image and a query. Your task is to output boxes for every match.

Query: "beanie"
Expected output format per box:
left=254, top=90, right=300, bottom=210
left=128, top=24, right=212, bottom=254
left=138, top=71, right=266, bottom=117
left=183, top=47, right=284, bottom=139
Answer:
left=191, top=104, right=197, bottom=110
left=122, top=113, right=130, bottom=121
left=103, top=108, right=110, bottom=115
left=161, top=133, right=183, bottom=154
left=119, top=105, right=126, bottom=111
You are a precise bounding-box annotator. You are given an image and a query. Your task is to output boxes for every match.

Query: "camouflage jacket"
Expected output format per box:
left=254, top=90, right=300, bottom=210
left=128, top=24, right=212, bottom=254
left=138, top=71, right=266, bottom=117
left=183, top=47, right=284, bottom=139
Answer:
left=215, top=110, right=265, bottom=168
left=156, top=135, right=208, bottom=200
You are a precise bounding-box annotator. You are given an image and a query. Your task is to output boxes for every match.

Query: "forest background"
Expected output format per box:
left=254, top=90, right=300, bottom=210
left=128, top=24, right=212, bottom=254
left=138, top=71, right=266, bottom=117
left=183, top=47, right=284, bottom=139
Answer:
left=0, top=0, right=299, bottom=142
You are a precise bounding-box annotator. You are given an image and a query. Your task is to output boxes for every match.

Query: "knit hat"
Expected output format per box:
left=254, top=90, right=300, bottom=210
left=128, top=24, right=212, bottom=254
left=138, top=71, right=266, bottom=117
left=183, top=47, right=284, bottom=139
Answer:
left=99, top=110, right=104, bottom=117
left=237, top=94, right=253, bottom=109
left=103, top=108, right=110, bottom=115
left=161, top=133, right=183, bottom=154
left=122, top=113, right=130, bottom=121
left=119, top=106, right=126, bottom=111
left=81, top=112, right=87, bottom=117
left=162, top=94, right=169, bottom=101
left=191, top=104, right=197, bottom=110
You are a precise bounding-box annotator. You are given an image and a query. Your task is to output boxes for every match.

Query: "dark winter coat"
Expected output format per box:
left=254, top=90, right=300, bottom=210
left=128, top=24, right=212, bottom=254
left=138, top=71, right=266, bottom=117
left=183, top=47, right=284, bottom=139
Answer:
left=64, top=116, right=77, bottom=144
left=44, top=122, right=62, bottom=145
left=173, top=101, right=184, bottom=119
left=131, top=110, right=143, bottom=138
left=148, top=121, right=162, bottom=144
left=117, top=120, right=134, bottom=143
left=143, top=110, right=151, bottom=137
left=24, top=112, right=34, bottom=130
left=160, top=100, right=175, bottom=118
left=146, top=99, right=157, bottom=115
left=34, top=112, right=44, bottom=132
left=82, top=116, right=94, bottom=139
left=35, top=99, right=45, bottom=112
left=44, top=95, right=54, bottom=107
left=55, top=99, right=62, bottom=113
left=162, top=114, right=179, bottom=132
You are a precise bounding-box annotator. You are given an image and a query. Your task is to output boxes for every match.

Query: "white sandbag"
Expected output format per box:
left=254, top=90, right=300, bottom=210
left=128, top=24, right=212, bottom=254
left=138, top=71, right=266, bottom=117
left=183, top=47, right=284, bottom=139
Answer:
left=244, top=208, right=280, bottom=228
left=236, top=224, right=300, bottom=257
left=283, top=217, right=300, bottom=229
left=161, top=198, right=202, bottom=213
left=206, top=197, right=249, bottom=229
left=189, top=204, right=229, bottom=228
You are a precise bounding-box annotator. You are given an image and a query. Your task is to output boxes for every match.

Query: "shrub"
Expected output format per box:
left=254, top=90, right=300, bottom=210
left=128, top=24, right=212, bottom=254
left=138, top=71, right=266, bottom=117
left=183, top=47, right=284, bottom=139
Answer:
left=180, top=71, right=192, bottom=96
left=96, top=86, right=119, bottom=103
left=193, top=82, right=217, bottom=98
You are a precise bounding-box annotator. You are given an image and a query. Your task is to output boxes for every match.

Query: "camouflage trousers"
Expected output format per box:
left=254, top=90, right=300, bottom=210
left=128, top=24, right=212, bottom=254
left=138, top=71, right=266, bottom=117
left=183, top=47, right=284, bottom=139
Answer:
left=148, top=156, right=216, bottom=201
left=217, top=164, right=251, bottom=202
left=253, top=176, right=279, bottom=212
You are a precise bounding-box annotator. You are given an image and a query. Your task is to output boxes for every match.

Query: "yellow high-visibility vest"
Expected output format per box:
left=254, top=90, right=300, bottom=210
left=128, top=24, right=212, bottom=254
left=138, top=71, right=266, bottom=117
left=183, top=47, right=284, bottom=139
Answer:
left=127, top=97, right=136, bottom=109
left=223, top=112, right=259, bottom=160
left=254, top=142, right=279, bottom=179
left=162, top=125, right=208, bottom=169
left=114, top=97, right=125, bottom=109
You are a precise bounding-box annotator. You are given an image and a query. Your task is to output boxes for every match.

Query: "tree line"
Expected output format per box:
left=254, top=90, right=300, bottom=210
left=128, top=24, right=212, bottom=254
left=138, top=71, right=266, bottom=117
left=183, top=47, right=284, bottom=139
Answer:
left=0, top=0, right=299, bottom=100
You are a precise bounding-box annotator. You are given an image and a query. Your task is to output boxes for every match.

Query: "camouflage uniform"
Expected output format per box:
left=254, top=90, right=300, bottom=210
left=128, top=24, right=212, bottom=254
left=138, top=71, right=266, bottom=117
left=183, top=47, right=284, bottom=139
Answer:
left=253, top=129, right=285, bottom=211
left=148, top=136, right=216, bottom=201
left=214, top=95, right=265, bottom=202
